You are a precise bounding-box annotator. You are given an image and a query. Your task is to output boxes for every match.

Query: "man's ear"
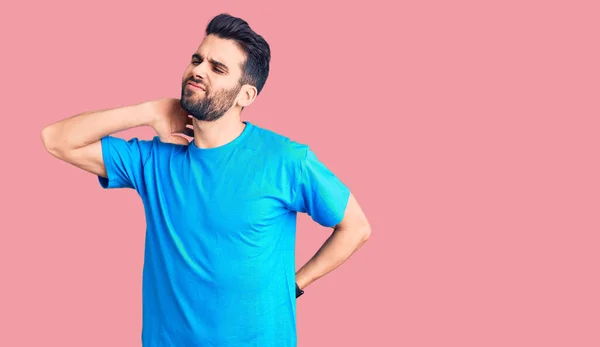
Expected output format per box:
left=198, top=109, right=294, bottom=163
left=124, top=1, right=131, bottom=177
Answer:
left=237, top=84, right=258, bottom=107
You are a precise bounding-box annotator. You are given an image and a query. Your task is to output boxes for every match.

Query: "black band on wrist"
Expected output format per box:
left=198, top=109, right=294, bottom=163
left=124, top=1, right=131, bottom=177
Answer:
left=295, top=282, right=304, bottom=298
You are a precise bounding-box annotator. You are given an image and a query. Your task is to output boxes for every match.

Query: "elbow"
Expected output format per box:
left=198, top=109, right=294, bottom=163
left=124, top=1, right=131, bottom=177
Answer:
left=358, top=221, right=371, bottom=243
left=362, top=224, right=371, bottom=242
left=41, top=125, right=63, bottom=157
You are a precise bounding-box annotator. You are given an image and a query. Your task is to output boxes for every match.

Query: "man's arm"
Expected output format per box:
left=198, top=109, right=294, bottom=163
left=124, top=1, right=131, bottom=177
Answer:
left=41, top=102, right=156, bottom=178
left=40, top=98, right=191, bottom=177
left=295, top=192, right=371, bottom=290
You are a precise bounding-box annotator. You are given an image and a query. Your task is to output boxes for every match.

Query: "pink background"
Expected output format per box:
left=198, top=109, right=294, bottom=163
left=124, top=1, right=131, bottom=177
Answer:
left=2, top=0, right=599, bottom=346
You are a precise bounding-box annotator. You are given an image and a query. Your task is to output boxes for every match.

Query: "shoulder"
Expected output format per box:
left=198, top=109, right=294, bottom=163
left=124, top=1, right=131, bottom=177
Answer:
left=105, top=135, right=190, bottom=166
left=146, top=135, right=189, bottom=156
left=247, top=122, right=309, bottom=162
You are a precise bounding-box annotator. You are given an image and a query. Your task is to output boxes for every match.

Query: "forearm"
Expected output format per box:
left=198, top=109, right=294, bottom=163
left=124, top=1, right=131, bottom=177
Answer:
left=42, top=101, right=154, bottom=151
left=295, top=226, right=370, bottom=290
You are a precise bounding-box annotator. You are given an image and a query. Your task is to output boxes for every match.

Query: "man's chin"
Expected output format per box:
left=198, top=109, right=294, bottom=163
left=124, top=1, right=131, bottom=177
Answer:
left=182, top=87, right=205, bottom=98
left=181, top=97, right=204, bottom=110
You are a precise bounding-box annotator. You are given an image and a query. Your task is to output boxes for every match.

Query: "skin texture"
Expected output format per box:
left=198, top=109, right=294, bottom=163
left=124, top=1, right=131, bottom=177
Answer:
left=41, top=33, right=370, bottom=295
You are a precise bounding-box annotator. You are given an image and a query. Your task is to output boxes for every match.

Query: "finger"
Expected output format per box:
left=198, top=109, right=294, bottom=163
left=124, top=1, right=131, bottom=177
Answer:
left=161, top=135, right=189, bottom=146
left=187, top=115, right=194, bottom=125
left=171, top=135, right=190, bottom=145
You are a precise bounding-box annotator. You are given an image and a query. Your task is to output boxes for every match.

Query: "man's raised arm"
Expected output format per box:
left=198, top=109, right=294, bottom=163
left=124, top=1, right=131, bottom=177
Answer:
left=40, top=98, right=192, bottom=178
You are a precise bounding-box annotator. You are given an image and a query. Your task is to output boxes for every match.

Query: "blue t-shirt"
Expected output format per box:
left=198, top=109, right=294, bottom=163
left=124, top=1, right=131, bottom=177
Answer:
left=97, top=121, right=350, bottom=346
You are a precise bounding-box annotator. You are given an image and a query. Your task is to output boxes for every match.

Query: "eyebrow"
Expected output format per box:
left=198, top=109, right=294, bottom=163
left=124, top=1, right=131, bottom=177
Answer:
left=192, top=53, right=229, bottom=72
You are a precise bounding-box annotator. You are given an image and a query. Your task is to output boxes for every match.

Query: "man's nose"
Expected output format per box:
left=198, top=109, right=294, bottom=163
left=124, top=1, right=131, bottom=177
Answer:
left=192, top=61, right=209, bottom=79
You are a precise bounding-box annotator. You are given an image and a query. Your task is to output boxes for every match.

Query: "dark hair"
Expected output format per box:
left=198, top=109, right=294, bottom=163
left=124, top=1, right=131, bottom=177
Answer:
left=206, top=13, right=271, bottom=95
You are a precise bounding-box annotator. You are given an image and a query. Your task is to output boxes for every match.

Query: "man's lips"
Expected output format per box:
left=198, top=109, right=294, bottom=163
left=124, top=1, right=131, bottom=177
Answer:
left=187, top=82, right=206, bottom=91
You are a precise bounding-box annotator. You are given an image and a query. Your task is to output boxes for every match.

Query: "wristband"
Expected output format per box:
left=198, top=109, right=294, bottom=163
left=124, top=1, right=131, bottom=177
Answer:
left=295, top=282, right=304, bottom=298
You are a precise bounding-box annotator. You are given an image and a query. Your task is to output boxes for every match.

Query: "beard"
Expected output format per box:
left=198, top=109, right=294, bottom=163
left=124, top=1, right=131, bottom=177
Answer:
left=180, top=80, right=242, bottom=122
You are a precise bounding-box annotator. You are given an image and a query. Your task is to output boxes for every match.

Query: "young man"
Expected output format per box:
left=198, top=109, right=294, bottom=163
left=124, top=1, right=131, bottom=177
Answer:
left=41, top=13, right=370, bottom=347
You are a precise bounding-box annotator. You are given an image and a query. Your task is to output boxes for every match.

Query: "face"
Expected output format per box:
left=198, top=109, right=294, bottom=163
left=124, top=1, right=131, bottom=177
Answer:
left=180, top=35, right=248, bottom=122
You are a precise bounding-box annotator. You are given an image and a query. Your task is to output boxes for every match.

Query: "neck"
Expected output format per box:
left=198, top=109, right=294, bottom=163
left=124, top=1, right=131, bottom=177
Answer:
left=192, top=112, right=246, bottom=149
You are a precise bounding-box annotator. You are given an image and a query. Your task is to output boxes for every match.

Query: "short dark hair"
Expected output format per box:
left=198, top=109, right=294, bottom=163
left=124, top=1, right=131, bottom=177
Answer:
left=206, top=13, right=271, bottom=95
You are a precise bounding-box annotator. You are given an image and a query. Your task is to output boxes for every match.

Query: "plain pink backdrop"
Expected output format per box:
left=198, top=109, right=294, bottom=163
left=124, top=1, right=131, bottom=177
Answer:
left=1, top=0, right=599, bottom=346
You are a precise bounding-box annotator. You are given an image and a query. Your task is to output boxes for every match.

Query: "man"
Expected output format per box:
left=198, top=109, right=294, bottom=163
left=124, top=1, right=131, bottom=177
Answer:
left=41, top=13, right=370, bottom=347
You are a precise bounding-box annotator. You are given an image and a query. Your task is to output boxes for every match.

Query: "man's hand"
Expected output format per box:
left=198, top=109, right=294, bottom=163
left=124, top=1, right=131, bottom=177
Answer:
left=295, top=193, right=371, bottom=291
left=145, top=98, right=194, bottom=145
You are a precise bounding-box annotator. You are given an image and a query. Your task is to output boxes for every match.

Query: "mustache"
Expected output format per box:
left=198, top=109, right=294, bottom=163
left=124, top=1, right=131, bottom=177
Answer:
left=186, top=78, right=207, bottom=88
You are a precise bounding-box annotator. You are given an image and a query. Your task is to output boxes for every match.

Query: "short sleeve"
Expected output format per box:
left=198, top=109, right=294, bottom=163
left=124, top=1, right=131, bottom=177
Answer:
left=98, top=135, right=155, bottom=191
left=290, top=148, right=351, bottom=228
